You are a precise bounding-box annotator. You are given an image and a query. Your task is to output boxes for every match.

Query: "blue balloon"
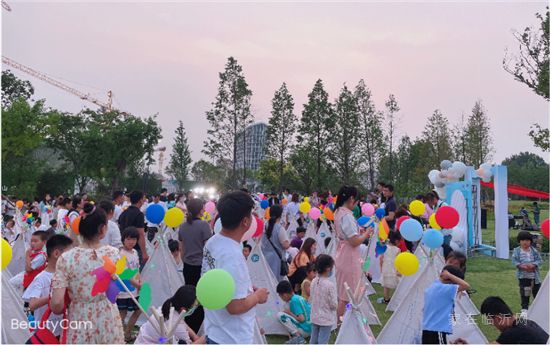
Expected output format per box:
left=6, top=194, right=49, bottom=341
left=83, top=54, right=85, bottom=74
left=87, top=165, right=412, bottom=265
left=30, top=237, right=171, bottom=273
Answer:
left=400, top=218, right=423, bottom=242
left=375, top=241, right=387, bottom=257
left=146, top=204, right=165, bottom=224
left=260, top=200, right=269, bottom=209
left=423, top=229, right=444, bottom=249
left=375, top=208, right=386, bottom=220
left=357, top=216, right=369, bottom=227
left=329, top=203, right=335, bottom=211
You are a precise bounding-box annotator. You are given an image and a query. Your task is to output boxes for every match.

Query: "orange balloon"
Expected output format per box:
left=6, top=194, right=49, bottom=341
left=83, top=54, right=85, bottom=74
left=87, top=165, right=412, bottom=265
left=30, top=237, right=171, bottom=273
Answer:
left=15, top=200, right=24, bottom=209
left=264, top=207, right=270, bottom=220
left=282, top=199, right=288, bottom=206
left=324, top=208, right=334, bottom=221
left=71, top=216, right=81, bottom=235
left=102, top=255, right=116, bottom=275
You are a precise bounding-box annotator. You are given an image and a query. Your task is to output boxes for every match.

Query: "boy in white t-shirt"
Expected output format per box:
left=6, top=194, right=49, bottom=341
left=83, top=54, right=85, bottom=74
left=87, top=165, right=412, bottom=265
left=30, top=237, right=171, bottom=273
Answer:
left=22, top=234, right=74, bottom=338
left=202, top=191, right=269, bottom=344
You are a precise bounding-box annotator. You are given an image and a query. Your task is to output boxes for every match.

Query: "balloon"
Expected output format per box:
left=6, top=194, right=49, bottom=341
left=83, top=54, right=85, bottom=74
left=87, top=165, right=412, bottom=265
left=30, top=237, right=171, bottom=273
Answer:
left=71, top=216, right=81, bottom=235
left=394, top=252, right=419, bottom=276
left=299, top=202, right=311, bottom=214
left=324, top=208, right=334, bottom=221
left=429, top=213, right=441, bottom=230
left=15, top=200, right=24, bottom=209
left=260, top=200, right=269, bottom=210
left=282, top=199, right=288, bottom=206
left=197, top=269, right=236, bottom=310
left=165, top=207, right=185, bottom=228
left=375, top=241, right=387, bottom=256
left=440, top=160, right=452, bottom=170
left=308, top=208, right=321, bottom=220
left=423, top=229, right=444, bottom=249
left=357, top=216, right=370, bottom=227
left=204, top=201, right=216, bottom=214
left=328, top=203, right=335, bottom=211
left=396, top=216, right=410, bottom=230
left=361, top=203, right=375, bottom=217
left=241, top=216, right=257, bottom=242
left=435, top=206, right=459, bottom=229
left=264, top=207, right=270, bottom=220
left=428, top=170, right=440, bottom=185
left=375, top=208, right=385, bottom=220
left=214, top=218, right=222, bottom=234
left=409, top=200, right=426, bottom=217
left=451, top=161, right=467, bottom=178
left=480, top=163, right=492, bottom=172
left=253, top=217, right=264, bottom=238
left=1, top=238, right=12, bottom=270
left=304, top=197, right=310, bottom=203
left=541, top=219, right=549, bottom=239
left=475, top=168, right=485, bottom=178
left=400, top=219, right=423, bottom=242
left=145, top=204, right=165, bottom=224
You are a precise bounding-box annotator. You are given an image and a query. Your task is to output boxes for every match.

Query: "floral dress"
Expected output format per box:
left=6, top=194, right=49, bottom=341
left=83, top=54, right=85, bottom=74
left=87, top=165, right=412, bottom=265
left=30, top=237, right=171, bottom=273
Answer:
left=52, top=246, right=125, bottom=344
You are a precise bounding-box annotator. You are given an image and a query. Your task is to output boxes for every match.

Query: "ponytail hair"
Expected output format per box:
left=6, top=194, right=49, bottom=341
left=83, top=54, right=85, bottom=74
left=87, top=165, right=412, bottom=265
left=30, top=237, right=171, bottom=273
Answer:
left=334, top=185, right=358, bottom=210
left=161, top=285, right=196, bottom=320
left=186, top=199, right=204, bottom=225
left=266, top=204, right=283, bottom=239
left=79, top=202, right=107, bottom=240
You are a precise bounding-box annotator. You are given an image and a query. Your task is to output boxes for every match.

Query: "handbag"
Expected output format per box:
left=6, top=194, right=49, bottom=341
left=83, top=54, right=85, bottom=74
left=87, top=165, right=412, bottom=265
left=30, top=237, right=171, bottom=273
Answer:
left=266, top=234, right=289, bottom=276
left=27, top=292, right=70, bottom=344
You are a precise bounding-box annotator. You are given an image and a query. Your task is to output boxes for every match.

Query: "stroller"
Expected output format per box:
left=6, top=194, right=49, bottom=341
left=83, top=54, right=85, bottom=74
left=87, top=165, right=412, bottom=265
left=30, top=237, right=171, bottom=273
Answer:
left=513, top=208, right=535, bottom=230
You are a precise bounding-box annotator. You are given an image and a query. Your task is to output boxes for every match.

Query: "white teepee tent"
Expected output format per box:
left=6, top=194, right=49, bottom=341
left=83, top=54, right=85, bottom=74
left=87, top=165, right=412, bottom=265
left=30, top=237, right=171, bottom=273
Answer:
left=287, top=218, right=299, bottom=240
left=448, top=300, right=488, bottom=344
left=7, top=233, right=26, bottom=276
left=139, top=234, right=185, bottom=324
left=365, top=236, right=381, bottom=284
left=304, top=220, right=317, bottom=241
left=528, top=274, right=549, bottom=334
left=315, top=221, right=332, bottom=256
left=2, top=270, right=31, bottom=344
left=247, top=240, right=287, bottom=335
left=335, top=283, right=377, bottom=344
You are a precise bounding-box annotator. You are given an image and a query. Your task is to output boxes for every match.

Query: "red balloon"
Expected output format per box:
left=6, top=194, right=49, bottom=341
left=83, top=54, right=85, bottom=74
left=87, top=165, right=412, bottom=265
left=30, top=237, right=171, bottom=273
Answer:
left=435, top=206, right=459, bottom=229
left=542, top=219, right=549, bottom=239
left=253, top=217, right=264, bottom=238
left=396, top=216, right=410, bottom=230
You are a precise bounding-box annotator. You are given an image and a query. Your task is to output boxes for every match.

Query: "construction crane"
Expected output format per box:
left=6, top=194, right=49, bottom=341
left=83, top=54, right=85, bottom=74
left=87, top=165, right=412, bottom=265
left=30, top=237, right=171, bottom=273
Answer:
left=2, top=56, right=115, bottom=111
left=155, top=147, right=167, bottom=178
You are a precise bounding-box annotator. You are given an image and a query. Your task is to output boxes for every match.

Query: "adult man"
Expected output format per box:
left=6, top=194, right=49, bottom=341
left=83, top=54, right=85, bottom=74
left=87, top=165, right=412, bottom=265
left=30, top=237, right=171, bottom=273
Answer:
left=112, top=190, right=124, bottom=222
left=118, top=190, right=148, bottom=265
left=268, top=192, right=280, bottom=207
left=202, top=191, right=269, bottom=344
left=377, top=181, right=387, bottom=205
left=383, top=184, right=397, bottom=230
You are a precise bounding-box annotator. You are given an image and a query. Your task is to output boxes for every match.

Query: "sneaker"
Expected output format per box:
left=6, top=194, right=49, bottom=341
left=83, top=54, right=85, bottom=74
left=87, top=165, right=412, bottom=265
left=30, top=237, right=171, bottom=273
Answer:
left=285, top=335, right=306, bottom=344
left=520, top=309, right=528, bottom=318
left=376, top=297, right=385, bottom=304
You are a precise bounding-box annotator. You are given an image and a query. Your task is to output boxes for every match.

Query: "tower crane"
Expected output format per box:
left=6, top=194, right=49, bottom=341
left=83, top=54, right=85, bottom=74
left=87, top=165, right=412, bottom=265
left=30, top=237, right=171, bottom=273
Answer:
left=154, top=147, right=167, bottom=179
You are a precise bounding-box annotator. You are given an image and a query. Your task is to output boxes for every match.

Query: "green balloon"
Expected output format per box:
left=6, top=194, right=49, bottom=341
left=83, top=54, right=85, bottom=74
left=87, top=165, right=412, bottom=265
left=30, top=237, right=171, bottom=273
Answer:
left=197, top=269, right=235, bottom=310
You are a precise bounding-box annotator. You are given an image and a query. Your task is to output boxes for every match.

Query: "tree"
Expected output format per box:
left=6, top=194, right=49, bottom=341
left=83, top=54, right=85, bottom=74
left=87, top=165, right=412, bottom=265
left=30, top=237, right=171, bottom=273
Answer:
left=502, top=152, right=549, bottom=192
left=464, top=101, right=494, bottom=167
left=202, top=57, right=254, bottom=187
left=298, top=79, right=334, bottom=191
left=1, top=70, right=34, bottom=109
left=167, top=121, right=192, bottom=191
left=255, top=158, right=298, bottom=193
left=290, top=147, right=317, bottom=194
left=191, top=159, right=226, bottom=189
left=266, top=83, right=297, bottom=190
left=421, top=109, right=453, bottom=167
left=355, top=79, right=385, bottom=190
left=384, top=94, right=400, bottom=181
left=331, top=85, right=361, bottom=185
left=504, top=8, right=549, bottom=151
left=451, top=113, right=468, bottom=163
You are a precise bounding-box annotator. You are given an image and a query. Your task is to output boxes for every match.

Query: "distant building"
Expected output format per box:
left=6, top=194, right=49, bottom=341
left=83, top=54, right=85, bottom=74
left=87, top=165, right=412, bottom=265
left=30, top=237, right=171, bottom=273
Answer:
left=236, top=122, right=267, bottom=171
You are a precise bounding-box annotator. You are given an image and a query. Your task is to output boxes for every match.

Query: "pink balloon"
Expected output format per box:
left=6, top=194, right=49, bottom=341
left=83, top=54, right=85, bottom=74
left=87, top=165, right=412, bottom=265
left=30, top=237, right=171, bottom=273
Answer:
left=241, top=216, right=257, bottom=242
left=204, top=201, right=216, bottom=214
left=361, top=203, right=375, bottom=216
left=308, top=208, right=321, bottom=220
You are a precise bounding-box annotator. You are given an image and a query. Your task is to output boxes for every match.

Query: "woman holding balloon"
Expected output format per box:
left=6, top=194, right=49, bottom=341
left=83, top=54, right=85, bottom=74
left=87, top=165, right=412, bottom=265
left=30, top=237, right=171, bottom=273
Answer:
left=333, top=186, right=371, bottom=318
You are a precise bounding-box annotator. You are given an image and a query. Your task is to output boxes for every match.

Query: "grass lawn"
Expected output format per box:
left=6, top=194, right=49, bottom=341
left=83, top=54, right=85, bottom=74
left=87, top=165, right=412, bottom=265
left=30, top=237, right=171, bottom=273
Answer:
left=266, top=200, right=549, bottom=344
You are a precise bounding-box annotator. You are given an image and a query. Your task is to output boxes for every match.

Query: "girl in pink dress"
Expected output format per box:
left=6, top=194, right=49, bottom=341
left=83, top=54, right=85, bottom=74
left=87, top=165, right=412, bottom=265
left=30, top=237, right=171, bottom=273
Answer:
left=333, top=186, right=370, bottom=318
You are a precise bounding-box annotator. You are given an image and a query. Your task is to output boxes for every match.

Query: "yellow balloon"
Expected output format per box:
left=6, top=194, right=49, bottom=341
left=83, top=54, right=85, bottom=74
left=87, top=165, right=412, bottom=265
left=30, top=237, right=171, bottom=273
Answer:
left=202, top=211, right=212, bottom=222
left=304, top=197, right=310, bottom=203
left=429, top=213, right=441, bottom=230
left=394, top=252, right=419, bottom=276
left=165, top=207, right=185, bottom=228
left=299, top=202, right=312, bottom=214
left=116, top=256, right=127, bottom=275
left=1, top=238, right=12, bottom=270
left=409, top=200, right=426, bottom=217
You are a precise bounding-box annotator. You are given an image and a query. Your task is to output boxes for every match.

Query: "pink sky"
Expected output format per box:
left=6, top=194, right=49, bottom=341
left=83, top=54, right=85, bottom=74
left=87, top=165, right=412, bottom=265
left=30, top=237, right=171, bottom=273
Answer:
left=3, top=2, right=549, bottom=167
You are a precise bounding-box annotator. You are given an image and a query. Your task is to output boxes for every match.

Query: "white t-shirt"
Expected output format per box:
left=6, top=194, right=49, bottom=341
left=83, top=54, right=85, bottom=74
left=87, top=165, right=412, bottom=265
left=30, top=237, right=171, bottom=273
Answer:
left=134, top=307, right=191, bottom=344
left=100, top=220, right=122, bottom=249
left=202, top=233, right=255, bottom=344
left=113, top=205, right=123, bottom=222
left=57, top=208, right=69, bottom=232
left=118, top=247, right=140, bottom=298
left=22, top=270, right=63, bottom=336
left=286, top=202, right=300, bottom=221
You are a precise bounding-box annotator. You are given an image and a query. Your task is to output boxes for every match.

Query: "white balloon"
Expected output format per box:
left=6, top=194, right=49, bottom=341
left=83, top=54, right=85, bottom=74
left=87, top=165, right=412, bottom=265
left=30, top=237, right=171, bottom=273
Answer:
left=475, top=168, right=485, bottom=178
left=435, top=186, right=446, bottom=199
left=439, top=171, right=448, bottom=179
left=428, top=170, right=440, bottom=184
left=241, top=216, right=257, bottom=242
left=451, top=161, right=467, bottom=178
left=214, top=218, right=222, bottom=234
left=440, top=160, right=453, bottom=170
left=480, top=163, right=492, bottom=172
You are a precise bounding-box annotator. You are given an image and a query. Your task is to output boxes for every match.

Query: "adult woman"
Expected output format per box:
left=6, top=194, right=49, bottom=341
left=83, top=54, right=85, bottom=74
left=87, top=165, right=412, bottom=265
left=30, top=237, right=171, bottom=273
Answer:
left=285, top=193, right=302, bottom=227
left=51, top=203, right=124, bottom=343
left=333, top=185, right=370, bottom=318
left=261, top=204, right=290, bottom=282
left=288, top=237, right=317, bottom=292
left=39, top=194, right=52, bottom=225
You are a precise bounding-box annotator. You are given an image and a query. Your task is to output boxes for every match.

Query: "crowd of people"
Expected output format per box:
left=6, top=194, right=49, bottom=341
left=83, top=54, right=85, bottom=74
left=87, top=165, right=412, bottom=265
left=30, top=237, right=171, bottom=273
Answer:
left=1, top=183, right=548, bottom=344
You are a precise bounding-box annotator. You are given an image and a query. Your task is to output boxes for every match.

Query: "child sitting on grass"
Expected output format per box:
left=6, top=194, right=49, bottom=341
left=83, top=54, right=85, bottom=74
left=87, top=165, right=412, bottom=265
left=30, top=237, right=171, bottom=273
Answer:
left=512, top=231, right=542, bottom=314
left=378, top=231, right=402, bottom=304
left=277, top=280, right=311, bottom=344
left=301, top=263, right=316, bottom=302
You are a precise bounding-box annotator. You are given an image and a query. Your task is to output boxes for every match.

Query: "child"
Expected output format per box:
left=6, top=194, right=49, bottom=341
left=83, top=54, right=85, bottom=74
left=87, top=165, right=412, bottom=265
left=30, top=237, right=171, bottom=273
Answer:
left=301, top=263, right=316, bottom=301
left=2, top=218, right=16, bottom=243
left=291, top=227, right=307, bottom=249
left=168, top=239, right=183, bottom=274
left=135, top=285, right=205, bottom=344
left=117, top=227, right=143, bottom=342
left=23, top=230, right=49, bottom=289
left=22, top=235, right=73, bottom=338
left=422, top=265, right=470, bottom=344
left=445, top=251, right=467, bottom=275
left=242, top=243, right=252, bottom=260
left=276, top=280, right=312, bottom=344
left=46, top=219, right=58, bottom=239
left=309, top=254, right=337, bottom=345
left=512, top=231, right=542, bottom=313
left=379, top=231, right=402, bottom=304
